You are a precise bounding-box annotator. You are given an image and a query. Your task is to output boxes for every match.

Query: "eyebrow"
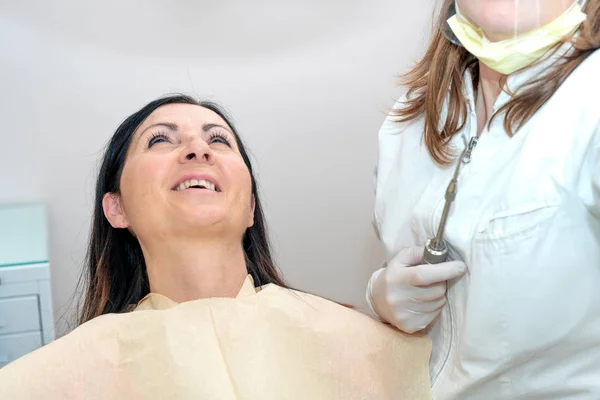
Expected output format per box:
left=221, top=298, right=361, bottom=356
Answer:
left=138, top=122, right=178, bottom=138
left=202, top=123, right=233, bottom=135
left=138, top=122, right=234, bottom=137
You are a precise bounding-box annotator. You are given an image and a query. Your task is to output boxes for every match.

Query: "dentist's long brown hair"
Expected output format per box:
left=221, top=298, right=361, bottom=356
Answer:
left=395, top=0, right=600, bottom=165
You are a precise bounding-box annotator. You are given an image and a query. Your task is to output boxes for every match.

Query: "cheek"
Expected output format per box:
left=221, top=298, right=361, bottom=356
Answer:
left=458, top=1, right=514, bottom=27
left=456, top=0, right=478, bottom=20
left=227, top=159, right=253, bottom=203
left=237, top=167, right=253, bottom=203
left=119, top=157, right=169, bottom=213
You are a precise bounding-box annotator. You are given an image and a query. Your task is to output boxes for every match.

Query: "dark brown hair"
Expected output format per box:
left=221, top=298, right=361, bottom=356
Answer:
left=394, top=0, right=600, bottom=165
left=78, top=95, right=288, bottom=324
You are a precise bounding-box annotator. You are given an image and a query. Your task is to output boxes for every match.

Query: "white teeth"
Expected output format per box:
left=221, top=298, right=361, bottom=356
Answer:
left=175, top=179, right=217, bottom=191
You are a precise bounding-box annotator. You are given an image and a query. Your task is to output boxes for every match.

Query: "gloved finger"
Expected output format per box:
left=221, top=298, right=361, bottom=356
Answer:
left=396, top=312, right=441, bottom=334
left=406, top=281, right=447, bottom=302
left=407, top=261, right=467, bottom=287
left=406, top=296, right=447, bottom=313
left=389, top=246, right=425, bottom=267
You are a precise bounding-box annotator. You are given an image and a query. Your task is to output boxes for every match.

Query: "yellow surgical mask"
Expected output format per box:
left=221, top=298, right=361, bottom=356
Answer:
left=447, top=1, right=587, bottom=75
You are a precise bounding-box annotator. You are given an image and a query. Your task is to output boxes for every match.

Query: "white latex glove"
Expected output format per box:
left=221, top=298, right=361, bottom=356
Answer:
left=367, top=246, right=467, bottom=334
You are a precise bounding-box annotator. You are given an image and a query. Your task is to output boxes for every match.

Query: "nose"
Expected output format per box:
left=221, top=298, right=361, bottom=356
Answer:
left=179, top=138, right=215, bottom=165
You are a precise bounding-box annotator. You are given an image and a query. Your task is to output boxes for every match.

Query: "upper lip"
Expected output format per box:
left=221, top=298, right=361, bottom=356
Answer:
left=172, top=173, right=221, bottom=192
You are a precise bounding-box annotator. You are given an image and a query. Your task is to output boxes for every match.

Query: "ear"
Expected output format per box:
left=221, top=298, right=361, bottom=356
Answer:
left=102, top=193, right=130, bottom=229
left=246, top=195, right=255, bottom=228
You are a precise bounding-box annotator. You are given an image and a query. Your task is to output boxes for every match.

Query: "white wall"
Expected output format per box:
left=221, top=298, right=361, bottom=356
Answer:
left=0, top=0, right=435, bottom=336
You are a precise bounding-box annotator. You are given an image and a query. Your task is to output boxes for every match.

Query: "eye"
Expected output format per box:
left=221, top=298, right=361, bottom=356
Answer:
left=208, top=131, right=232, bottom=147
left=146, top=132, right=172, bottom=148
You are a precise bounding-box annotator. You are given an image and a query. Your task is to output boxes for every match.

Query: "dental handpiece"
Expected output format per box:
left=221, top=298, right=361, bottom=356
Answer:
left=423, top=169, right=458, bottom=264
left=423, top=137, right=477, bottom=265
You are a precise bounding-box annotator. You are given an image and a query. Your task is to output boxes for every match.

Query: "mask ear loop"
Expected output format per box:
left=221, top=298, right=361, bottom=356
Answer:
left=442, top=1, right=463, bottom=47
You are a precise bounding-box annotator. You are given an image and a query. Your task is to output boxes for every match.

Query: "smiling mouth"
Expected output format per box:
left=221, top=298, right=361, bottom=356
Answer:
left=173, top=179, right=220, bottom=192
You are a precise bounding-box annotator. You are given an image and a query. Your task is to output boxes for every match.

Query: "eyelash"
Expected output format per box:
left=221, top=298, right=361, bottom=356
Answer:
left=208, top=131, right=232, bottom=147
left=146, top=131, right=232, bottom=148
left=146, top=132, right=171, bottom=148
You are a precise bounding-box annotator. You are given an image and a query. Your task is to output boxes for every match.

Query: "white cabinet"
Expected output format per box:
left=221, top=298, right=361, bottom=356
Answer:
left=0, top=332, right=42, bottom=366
left=0, top=296, right=41, bottom=335
left=0, top=203, right=55, bottom=368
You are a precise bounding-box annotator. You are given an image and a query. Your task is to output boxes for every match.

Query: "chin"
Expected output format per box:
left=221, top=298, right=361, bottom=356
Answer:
left=473, top=3, right=541, bottom=39
left=167, top=205, right=225, bottom=230
left=187, top=210, right=227, bottom=226
left=477, top=8, right=511, bottom=31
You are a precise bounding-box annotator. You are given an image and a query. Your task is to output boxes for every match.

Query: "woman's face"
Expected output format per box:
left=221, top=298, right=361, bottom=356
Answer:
left=103, top=103, right=254, bottom=243
left=456, top=0, right=577, bottom=41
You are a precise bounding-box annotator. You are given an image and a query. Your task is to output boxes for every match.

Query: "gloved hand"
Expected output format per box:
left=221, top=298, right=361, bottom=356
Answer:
left=366, top=246, right=467, bottom=334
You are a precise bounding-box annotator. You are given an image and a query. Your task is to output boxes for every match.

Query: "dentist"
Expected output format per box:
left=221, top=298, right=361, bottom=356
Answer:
left=367, top=0, right=600, bottom=398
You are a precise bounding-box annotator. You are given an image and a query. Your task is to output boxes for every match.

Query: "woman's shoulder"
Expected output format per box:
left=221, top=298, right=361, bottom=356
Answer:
left=379, top=94, right=425, bottom=138
left=0, top=313, right=125, bottom=374
left=577, top=47, right=600, bottom=75
left=563, top=48, right=600, bottom=102
left=259, top=284, right=406, bottom=335
left=0, top=313, right=128, bottom=397
left=377, top=90, right=433, bottom=166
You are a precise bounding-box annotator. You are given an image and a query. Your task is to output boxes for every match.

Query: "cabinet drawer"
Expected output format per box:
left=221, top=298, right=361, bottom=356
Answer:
left=0, top=331, right=42, bottom=368
left=0, top=295, right=41, bottom=335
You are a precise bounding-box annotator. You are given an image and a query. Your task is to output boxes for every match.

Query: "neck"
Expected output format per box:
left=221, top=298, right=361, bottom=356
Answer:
left=475, top=63, right=505, bottom=134
left=141, top=236, right=248, bottom=302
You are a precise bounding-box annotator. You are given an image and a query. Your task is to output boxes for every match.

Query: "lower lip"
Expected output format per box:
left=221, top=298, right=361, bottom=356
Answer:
left=173, top=188, right=219, bottom=195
